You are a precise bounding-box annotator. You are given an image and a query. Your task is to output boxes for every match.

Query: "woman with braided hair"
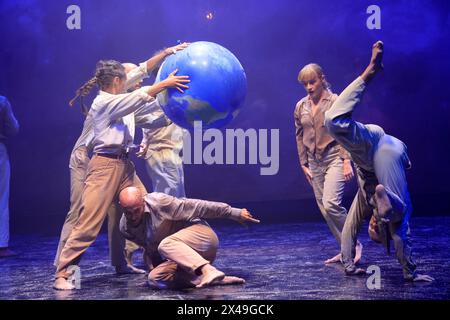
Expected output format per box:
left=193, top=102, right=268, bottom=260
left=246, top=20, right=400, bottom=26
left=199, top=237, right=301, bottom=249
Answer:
left=54, top=45, right=189, bottom=275
left=55, top=66, right=148, bottom=275
left=54, top=44, right=190, bottom=290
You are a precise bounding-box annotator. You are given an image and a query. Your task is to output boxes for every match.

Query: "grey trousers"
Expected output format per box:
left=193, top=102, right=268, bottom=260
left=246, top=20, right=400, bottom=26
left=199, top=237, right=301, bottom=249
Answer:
left=325, top=77, right=416, bottom=279
left=144, top=149, right=186, bottom=198
left=54, top=146, right=142, bottom=267
left=308, top=145, right=347, bottom=245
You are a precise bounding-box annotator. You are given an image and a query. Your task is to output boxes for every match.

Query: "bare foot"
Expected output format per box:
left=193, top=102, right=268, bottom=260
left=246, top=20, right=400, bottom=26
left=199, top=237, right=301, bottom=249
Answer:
left=325, top=253, right=342, bottom=264
left=354, top=241, right=363, bottom=264
left=196, top=264, right=225, bottom=288
left=361, top=41, right=384, bottom=83
left=0, top=248, right=17, bottom=258
left=370, top=41, right=384, bottom=68
left=115, top=264, right=146, bottom=274
left=53, top=277, right=75, bottom=290
left=413, top=274, right=435, bottom=282
left=374, top=184, right=393, bottom=221
left=213, top=276, right=246, bottom=286
left=345, top=266, right=366, bottom=276
left=192, top=275, right=245, bottom=287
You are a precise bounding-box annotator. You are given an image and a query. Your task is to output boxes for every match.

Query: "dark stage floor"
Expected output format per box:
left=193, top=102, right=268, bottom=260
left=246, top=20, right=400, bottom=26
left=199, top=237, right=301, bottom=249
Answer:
left=1, top=217, right=449, bottom=300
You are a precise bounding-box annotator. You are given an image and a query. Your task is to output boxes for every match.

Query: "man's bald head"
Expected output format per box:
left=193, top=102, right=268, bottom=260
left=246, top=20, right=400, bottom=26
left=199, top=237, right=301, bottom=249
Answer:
left=119, top=187, right=143, bottom=207
left=122, top=62, right=142, bottom=91
left=122, top=62, right=138, bottom=74
left=119, top=187, right=145, bottom=226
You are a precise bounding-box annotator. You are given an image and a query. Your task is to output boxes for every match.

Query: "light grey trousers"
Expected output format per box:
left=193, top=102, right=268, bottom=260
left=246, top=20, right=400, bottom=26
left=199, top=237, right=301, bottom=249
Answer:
left=144, top=149, right=186, bottom=198
left=308, top=145, right=347, bottom=246
left=325, top=77, right=416, bottom=279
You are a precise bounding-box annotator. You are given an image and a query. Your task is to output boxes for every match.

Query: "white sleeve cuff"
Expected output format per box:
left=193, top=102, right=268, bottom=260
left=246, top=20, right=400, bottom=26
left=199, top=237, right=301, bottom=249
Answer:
left=230, top=208, right=242, bottom=218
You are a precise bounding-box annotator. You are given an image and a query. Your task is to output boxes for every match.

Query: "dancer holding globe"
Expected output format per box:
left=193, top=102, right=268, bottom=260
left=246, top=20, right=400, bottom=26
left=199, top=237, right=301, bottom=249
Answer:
left=54, top=45, right=189, bottom=274
left=55, top=41, right=252, bottom=290
left=54, top=56, right=190, bottom=290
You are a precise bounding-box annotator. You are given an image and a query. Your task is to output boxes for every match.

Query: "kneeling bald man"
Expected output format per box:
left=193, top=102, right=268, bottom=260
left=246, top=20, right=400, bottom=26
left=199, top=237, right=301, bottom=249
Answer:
left=118, top=187, right=260, bottom=289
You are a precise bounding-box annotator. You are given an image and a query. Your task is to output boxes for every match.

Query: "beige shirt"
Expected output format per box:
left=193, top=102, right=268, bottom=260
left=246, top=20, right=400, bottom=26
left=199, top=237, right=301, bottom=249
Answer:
left=120, top=192, right=241, bottom=264
left=90, top=87, right=158, bottom=155
left=294, top=90, right=350, bottom=166
left=140, top=106, right=184, bottom=159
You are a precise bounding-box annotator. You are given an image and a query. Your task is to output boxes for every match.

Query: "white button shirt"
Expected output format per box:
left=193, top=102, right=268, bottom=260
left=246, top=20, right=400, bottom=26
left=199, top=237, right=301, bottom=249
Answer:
left=91, top=87, right=156, bottom=155
left=72, top=62, right=150, bottom=153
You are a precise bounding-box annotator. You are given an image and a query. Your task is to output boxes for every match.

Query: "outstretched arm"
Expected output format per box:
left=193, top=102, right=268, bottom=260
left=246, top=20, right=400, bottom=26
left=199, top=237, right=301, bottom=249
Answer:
left=146, top=42, right=189, bottom=73
left=103, top=70, right=190, bottom=120
left=148, top=193, right=260, bottom=225
left=125, top=42, right=189, bottom=91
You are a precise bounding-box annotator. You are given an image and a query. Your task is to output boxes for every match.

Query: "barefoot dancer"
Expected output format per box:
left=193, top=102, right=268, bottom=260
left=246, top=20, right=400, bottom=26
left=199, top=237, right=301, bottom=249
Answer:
left=55, top=44, right=189, bottom=274
left=294, top=64, right=361, bottom=264
left=55, top=55, right=157, bottom=274
left=119, top=187, right=260, bottom=289
left=324, top=41, right=433, bottom=281
left=54, top=59, right=190, bottom=290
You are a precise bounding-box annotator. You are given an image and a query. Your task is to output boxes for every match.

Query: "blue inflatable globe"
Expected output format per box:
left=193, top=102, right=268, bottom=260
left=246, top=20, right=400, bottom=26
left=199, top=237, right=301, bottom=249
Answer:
left=156, top=41, right=247, bottom=130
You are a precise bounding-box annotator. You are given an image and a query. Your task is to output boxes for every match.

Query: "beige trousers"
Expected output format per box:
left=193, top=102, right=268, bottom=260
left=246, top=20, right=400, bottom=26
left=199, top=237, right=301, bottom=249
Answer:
left=148, top=223, right=219, bottom=289
left=54, top=148, right=143, bottom=267
left=56, top=155, right=144, bottom=279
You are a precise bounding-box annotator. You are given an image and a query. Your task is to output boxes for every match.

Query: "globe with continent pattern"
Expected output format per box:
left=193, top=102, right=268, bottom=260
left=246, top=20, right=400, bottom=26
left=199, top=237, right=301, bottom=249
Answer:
left=155, top=41, right=247, bottom=130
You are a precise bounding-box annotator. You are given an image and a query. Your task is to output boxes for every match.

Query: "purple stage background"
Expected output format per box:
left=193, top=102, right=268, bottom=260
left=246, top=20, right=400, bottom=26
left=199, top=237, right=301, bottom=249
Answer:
left=1, top=0, right=450, bottom=233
